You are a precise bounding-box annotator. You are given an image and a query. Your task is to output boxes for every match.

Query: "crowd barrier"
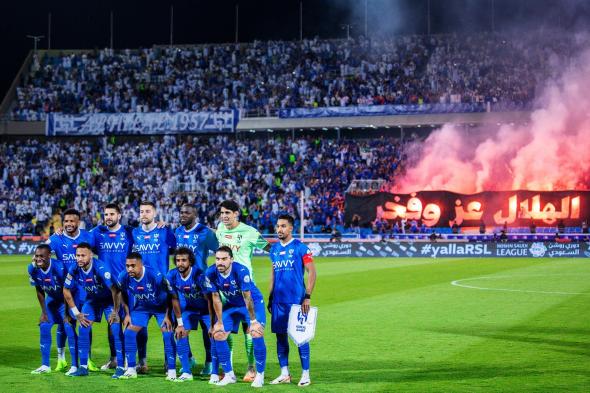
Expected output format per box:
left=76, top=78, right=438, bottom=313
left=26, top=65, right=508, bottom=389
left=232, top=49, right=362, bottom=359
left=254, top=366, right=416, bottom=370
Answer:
left=2, top=240, right=589, bottom=259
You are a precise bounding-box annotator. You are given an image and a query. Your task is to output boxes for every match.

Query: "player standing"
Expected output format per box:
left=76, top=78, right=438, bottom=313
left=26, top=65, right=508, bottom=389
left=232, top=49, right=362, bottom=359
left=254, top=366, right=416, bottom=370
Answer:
left=267, top=214, right=316, bottom=387
left=131, top=201, right=176, bottom=372
left=205, top=246, right=267, bottom=388
left=47, top=208, right=97, bottom=373
left=174, top=203, right=218, bottom=376
left=216, top=200, right=270, bottom=381
left=92, top=203, right=134, bottom=371
left=132, top=201, right=176, bottom=274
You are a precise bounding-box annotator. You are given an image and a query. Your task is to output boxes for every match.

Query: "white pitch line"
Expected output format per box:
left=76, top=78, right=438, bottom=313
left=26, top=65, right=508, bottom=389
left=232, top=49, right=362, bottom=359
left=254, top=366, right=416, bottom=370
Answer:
left=451, top=275, right=590, bottom=296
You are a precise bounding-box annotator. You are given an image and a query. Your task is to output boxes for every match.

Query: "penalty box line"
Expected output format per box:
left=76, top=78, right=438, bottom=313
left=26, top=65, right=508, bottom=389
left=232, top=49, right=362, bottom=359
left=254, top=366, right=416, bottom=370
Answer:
left=451, top=274, right=590, bottom=296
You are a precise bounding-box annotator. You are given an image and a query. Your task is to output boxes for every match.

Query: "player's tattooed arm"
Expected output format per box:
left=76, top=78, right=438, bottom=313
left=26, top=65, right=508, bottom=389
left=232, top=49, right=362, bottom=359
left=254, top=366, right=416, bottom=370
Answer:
left=243, top=290, right=263, bottom=336
left=206, top=293, right=216, bottom=337
left=242, top=290, right=257, bottom=322
left=211, top=292, right=225, bottom=335
left=63, top=287, right=91, bottom=327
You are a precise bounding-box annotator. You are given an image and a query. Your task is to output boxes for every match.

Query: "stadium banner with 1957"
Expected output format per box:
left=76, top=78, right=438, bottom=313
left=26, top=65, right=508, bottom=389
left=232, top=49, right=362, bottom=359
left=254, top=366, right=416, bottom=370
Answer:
left=2, top=240, right=590, bottom=258
left=46, top=110, right=238, bottom=136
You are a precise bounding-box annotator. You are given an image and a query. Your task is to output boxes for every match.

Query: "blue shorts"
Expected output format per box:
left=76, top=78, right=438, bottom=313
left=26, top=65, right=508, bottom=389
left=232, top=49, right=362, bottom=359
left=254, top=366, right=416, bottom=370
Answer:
left=221, top=298, right=266, bottom=333
left=82, top=301, right=119, bottom=323
left=181, top=310, right=211, bottom=331
left=45, top=298, right=66, bottom=325
left=271, top=303, right=296, bottom=334
left=130, top=310, right=168, bottom=328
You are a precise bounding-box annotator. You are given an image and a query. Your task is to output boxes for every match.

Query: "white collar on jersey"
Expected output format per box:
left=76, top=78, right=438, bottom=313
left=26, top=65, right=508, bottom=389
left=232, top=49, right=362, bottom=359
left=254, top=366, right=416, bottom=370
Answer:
left=63, top=230, right=81, bottom=240
left=107, top=223, right=122, bottom=232
left=279, top=238, right=295, bottom=247
left=40, top=260, right=52, bottom=275
left=180, top=267, right=193, bottom=281
left=81, top=259, right=93, bottom=274
left=183, top=223, right=199, bottom=232
left=220, top=265, right=233, bottom=279
left=133, top=266, right=146, bottom=282
left=141, top=222, right=158, bottom=233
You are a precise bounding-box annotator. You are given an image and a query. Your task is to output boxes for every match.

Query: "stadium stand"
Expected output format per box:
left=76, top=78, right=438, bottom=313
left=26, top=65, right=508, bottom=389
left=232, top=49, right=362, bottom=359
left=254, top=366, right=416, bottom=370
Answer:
left=0, top=135, right=403, bottom=236
left=9, top=31, right=579, bottom=121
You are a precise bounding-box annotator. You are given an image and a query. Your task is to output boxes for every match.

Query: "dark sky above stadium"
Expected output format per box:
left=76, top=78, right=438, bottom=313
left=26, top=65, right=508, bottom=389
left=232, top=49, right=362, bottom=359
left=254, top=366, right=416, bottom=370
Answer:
left=2, top=0, right=589, bottom=101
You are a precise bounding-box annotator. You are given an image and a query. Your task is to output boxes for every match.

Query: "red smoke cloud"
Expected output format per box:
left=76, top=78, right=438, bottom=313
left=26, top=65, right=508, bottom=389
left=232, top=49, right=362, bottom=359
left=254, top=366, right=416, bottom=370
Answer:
left=395, top=48, right=590, bottom=194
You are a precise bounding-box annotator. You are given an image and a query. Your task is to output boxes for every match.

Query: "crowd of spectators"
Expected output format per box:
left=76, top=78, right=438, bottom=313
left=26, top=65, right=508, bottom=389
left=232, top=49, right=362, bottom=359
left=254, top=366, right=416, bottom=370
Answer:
left=0, top=135, right=403, bottom=235
left=11, top=30, right=580, bottom=121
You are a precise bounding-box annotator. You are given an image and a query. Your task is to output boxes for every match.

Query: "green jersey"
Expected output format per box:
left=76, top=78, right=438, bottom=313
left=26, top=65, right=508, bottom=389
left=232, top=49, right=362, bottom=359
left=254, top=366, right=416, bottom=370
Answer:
left=216, top=222, right=269, bottom=276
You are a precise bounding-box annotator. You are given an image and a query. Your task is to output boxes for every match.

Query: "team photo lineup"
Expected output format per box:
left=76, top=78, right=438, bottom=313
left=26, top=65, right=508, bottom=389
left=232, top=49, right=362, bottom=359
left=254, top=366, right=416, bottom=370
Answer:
left=28, top=200, right=317, bottom=387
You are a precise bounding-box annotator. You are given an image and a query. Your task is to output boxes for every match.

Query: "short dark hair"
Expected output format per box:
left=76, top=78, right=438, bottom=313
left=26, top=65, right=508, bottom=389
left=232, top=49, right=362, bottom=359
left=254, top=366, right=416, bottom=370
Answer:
left=219, top=200, right=240, bottom=213
left=277, top=214, right=295, bottom=227
left=181, top=203, right=196, bottom=211
left=216, top=245, right=233, bottom=258
left=104, top=203, right=121, bottom=214
left=140, top=201, right=156, bottom=209
left=126, top=252, right=143, bottom=261
left=36, top=244, right=51, bottom=253
left=63, top=208, right=80, bottom=218
left=76, top=242, right=93, bottom=251
left=175, top=247, right=196, bottom=266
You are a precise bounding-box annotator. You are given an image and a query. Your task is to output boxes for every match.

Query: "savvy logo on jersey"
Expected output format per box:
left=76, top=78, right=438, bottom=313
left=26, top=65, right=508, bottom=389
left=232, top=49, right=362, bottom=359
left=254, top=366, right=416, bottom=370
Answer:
left=134, top=292, right=157, bottom=301
left=221, top=289, right=241, bottom=297
left=134, top=243, right=161, bottom=253
left=272, top=259, right=296, bottom=269
left=41, top=284, right=61, bottom=293
left=84, top=282, right=106, bottom=293
left=99, top=242, right=127, bottom=251
left=62, top=253, right=77, bottom=262
left=177, top=243, right=198, bottom=253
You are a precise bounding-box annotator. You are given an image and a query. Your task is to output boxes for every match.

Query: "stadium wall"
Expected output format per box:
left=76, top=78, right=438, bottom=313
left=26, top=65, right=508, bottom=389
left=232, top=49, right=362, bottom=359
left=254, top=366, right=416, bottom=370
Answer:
left=3, top=240, right=589, bottom=258
left=1, top=111, right=531, bottom=135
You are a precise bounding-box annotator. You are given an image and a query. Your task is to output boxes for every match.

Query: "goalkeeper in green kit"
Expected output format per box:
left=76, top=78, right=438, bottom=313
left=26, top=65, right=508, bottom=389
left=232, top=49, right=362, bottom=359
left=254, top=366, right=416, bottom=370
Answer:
left=215, top=200, right=271, bottom=382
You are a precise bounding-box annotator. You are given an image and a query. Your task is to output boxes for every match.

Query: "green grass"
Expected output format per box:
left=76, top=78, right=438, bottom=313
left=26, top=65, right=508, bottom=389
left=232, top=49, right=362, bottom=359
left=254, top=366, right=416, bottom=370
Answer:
left=1, top=255, right=590, bottom=392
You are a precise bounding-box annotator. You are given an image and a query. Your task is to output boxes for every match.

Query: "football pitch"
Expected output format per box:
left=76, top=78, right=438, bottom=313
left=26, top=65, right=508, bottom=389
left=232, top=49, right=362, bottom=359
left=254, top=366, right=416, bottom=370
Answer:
left=1, top=255, right=589, bottom=392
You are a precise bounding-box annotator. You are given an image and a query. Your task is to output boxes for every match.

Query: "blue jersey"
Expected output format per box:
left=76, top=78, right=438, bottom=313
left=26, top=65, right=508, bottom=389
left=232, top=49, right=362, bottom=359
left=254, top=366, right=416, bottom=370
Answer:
left=47, top=229, right=95, bottom=267
left=64, top=258, right=114, bottom=304
left=28, top=258, right=66, bottom=301
left=204, top=262, right=263, bottom=308
left=174, top=223, right=219, bottom=272
left=269, top=239, right=313, bottom=304
left=117, top=267, right=171, bottom=313
left=167, top=266, right=208, bottom=312
left=132, top=226, right=176, bottom=274
left=92, top=225, right=134, bottom=278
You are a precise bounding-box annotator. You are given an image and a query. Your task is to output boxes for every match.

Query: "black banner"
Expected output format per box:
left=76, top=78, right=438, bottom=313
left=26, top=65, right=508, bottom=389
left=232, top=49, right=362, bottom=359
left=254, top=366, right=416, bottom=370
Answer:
left=345, top=190, right=590, bottom=228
